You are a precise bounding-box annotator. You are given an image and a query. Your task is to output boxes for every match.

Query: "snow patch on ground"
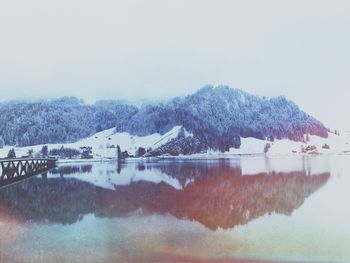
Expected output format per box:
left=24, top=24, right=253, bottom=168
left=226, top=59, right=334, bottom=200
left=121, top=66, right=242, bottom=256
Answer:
left=229, top=132, right=350, bottom=156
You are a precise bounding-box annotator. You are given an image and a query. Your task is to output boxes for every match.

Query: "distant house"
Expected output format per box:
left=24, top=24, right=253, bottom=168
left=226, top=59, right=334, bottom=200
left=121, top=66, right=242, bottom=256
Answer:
left=80, top=146, right=93, bottom=159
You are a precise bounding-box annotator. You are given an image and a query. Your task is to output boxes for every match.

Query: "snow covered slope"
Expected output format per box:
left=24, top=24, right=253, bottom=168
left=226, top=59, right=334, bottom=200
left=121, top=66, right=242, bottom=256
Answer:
left=229, top=132, right=350, bottom=155
left=76, top=125, right=191, bottom=157
left=0, top=126, right=191, bottom=158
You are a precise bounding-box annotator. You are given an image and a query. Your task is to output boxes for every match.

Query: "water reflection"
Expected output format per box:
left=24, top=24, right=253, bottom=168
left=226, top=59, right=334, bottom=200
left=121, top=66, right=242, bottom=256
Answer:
left=50, top=164, right=93, bottom=176
left=0, top=159, right=330, bottom=230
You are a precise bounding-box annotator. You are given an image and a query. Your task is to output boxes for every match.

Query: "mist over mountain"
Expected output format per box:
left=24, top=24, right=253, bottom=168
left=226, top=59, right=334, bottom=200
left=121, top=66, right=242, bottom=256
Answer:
left=0, top=85, right=328, bottom=151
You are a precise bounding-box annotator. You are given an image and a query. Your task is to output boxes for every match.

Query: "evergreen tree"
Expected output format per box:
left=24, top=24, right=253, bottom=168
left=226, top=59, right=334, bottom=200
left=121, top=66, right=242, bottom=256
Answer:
left=7, top=148, right=16, bottom=158
left=28, top=149, right=34, bottom=157
left=41, top=145, right=48, bottom=157
left=306, top=134, right=310, bottom=142
left=264, top=143, right=271, bottom=154
left=117, top=145, right=122, bottom=160
left=0, top=136, right=4, bottom=149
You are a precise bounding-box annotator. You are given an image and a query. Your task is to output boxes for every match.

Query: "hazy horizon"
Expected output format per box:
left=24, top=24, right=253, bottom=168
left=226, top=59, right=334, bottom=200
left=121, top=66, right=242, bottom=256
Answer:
left=0, top=0, right=349, bottom=130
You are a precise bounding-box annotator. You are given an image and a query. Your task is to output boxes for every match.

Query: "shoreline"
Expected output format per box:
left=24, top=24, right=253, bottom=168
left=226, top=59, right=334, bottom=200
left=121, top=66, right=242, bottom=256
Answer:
left=56, top=157, right=118, bottom=164
left=54, top=151, right=350, bottom=165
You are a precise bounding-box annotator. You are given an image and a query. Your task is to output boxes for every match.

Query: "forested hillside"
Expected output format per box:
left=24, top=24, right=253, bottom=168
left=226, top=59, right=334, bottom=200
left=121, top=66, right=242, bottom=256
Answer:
left=116, top=86, right=328, bottom=151
left=0, top=86, right=328, bottom=150
left=0, top=97, right=137, bottom=146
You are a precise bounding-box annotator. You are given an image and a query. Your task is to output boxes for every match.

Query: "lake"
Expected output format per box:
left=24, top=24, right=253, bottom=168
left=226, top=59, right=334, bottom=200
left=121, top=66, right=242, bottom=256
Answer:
left=0, top=155, right=350, bottom=263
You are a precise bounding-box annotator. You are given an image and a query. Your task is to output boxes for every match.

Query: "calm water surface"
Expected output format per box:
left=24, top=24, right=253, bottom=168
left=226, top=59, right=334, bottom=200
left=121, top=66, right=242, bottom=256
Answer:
left=0, top=155, right=350, bottom=263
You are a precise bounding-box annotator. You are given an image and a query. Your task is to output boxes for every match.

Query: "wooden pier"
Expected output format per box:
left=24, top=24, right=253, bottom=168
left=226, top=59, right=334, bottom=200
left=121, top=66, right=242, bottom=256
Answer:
left=0, top=157, right=57, bottom=188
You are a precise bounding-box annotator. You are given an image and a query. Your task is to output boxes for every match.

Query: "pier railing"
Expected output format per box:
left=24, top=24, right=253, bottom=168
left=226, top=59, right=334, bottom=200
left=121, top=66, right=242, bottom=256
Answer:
left=0, top=157, right=57, bottom=188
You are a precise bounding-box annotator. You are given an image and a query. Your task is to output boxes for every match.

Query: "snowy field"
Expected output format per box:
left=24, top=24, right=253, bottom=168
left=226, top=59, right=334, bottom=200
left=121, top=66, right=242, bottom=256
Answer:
left=0, top=126, right=349, bottom=159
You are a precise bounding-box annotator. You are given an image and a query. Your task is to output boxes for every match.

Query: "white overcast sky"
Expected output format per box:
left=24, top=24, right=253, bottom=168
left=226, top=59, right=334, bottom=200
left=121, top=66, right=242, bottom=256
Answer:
left=0, top=0, right=349, bottom=129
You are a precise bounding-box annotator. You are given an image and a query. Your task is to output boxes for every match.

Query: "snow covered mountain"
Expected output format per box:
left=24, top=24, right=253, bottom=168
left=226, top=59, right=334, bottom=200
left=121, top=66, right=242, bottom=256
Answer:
left=115, top=85, right=328, bottom=152
left=0, top=85, right=332, bottom=155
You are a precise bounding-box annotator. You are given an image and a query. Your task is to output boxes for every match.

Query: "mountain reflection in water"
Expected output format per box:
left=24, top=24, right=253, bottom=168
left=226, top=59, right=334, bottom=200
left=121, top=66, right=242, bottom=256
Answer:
left=0, top=160, right=330, bottom=230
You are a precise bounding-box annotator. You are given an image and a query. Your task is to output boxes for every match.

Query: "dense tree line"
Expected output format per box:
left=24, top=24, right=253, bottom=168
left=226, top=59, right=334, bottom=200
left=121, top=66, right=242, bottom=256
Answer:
left=49, top=146, right=81, bottom=158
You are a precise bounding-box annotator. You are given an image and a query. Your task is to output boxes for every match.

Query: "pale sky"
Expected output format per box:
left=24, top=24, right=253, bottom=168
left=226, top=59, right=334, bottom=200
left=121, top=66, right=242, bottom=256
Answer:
left=0, top=0, right=349, bottom=130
